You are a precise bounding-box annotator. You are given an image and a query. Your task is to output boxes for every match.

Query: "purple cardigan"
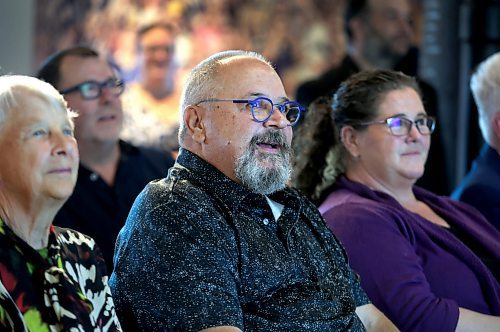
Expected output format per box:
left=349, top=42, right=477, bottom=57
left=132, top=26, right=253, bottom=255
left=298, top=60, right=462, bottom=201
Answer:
left=319, top=176, right=500, bottom=332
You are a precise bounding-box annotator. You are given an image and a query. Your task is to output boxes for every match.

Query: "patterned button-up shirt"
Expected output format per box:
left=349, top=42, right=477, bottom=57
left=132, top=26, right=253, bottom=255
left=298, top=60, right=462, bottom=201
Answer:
left=110, top=148, right=369, bottom=331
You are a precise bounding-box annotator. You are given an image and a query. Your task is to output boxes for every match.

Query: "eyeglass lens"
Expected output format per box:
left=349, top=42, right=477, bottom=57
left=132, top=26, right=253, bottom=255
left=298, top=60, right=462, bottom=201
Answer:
left=387, top=117, right=435, bottom=135
left=80, top=79, right=124, bottom=99
left=250, top=98, right=301, bottom=124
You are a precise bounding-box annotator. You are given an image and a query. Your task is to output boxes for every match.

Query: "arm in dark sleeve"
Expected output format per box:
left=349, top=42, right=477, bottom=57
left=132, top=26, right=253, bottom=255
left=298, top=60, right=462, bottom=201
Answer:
left=110, top=193, right=243, bottom=331
left=458, top=184, right=500, bottom=230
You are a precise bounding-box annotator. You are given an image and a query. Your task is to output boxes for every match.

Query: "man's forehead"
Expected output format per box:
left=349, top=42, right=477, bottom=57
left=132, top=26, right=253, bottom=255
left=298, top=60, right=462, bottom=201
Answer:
left=59, top=56, right=114, bottom=85
left=219, top=61, right=285, bottom=97
left=368, top=0, right=410, bottom=12
left=140, top=27, right=175, bottom=44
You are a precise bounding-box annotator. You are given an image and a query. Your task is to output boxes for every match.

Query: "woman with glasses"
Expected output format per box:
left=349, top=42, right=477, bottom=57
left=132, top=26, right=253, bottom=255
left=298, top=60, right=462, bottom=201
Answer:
left=292, top=69, right=500, bottom=331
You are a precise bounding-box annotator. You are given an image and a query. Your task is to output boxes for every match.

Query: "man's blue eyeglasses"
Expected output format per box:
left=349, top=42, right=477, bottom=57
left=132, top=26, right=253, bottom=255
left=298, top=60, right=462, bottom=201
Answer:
left=196, top=97, right=305, bottom=126
left=60, top=78, right=125, bottom=100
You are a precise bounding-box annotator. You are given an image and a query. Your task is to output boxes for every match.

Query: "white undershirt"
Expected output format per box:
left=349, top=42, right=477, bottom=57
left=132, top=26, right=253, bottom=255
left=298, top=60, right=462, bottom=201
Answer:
left=265, top=196, right=285, bottom=221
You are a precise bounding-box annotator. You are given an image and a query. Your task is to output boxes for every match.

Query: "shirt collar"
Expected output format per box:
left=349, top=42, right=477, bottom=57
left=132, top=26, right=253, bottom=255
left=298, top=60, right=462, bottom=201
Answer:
left=176, top=148, right=254, bottom=211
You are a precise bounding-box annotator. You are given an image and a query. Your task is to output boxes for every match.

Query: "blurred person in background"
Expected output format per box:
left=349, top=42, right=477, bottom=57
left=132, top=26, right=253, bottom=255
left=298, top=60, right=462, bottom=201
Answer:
left=37, top=46, right=174, bottom=273
left=296, top=0, right=416, bottom=106
left=452, top=51, right=500, bottom=230
left=295, top=0, right=448, bottom=195
left=0, top=75, right=120, bottom=331
left=121, top=21, right=184, bottom=154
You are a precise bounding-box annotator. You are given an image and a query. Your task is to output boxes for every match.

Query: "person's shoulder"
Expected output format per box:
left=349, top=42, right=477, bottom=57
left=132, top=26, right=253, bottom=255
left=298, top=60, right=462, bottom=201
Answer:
left=319, top=188, right=406, bottom=232
left=453, top=181, right=499, bottom=206
left=130, top=170, right=223, bottom=223
left=53, top=226, right=96, bottom=247
left=121, top=140, right=175, bottom=168
left=320, top=188, right=387, bottom=215
left=53, top=226, right=106, bottom=268
left=452, top=160, right=499, bottom=201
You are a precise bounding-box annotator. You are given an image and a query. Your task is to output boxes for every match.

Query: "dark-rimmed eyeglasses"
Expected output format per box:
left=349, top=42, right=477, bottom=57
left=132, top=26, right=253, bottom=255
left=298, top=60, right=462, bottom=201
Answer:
left=142, top=45, right=175, bottom=55
left=359, top=115, right=436, bottom=136
left=60, top=78, right=125, bottom=100
left=196, top=97, right=305, bottom=126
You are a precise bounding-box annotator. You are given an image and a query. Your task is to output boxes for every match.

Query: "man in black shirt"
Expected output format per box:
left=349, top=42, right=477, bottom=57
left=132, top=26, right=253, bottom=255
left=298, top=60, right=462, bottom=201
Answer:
left=110, top=50, right=397, bottom=331
left=296, top=0, right=449, bottom=195
left=36, top=46, right=174, bottom=273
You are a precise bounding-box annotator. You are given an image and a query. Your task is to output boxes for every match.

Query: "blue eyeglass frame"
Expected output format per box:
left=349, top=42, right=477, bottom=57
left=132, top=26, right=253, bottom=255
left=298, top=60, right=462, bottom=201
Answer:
left=359, top=115, right=436, bottom=136
left=60, top=78, right=125, bottom=100
left=196, top=96, right=306, bottom=126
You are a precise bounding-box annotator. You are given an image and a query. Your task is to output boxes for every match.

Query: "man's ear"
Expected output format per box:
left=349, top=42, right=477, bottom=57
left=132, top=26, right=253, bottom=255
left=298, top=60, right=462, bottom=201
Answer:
left=183, top=105, right=206, bottom=143
left=340, top=125, right=361, bottom=158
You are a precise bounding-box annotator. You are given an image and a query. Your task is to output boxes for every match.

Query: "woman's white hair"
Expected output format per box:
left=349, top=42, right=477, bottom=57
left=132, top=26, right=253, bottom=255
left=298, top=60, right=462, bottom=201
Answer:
left=0, top=75, right=76, bottom=133
left=178, top=50, right=272, bottom=144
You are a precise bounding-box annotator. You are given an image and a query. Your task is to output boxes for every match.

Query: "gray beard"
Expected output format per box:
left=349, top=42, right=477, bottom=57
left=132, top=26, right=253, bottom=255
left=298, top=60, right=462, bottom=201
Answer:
left=235, top=130, right=292, bottom=195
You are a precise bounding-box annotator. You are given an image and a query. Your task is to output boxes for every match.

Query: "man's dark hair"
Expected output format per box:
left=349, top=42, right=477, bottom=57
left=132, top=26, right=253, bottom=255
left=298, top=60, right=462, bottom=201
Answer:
left=344, top=0, right=369, bottom=40
left=36, top=46, right=99, bottom=89
left=137, top=22, right=176, bottom=45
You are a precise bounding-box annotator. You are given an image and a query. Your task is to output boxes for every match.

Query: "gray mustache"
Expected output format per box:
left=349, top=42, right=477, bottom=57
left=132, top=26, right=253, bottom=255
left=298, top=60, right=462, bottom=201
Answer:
left=251, top=130, right=290, bottom=150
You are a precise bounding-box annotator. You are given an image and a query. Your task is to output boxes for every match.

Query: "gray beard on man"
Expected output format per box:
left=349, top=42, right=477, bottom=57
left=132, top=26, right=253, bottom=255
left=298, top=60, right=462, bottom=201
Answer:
left=235, top=130, right=292, bottom=195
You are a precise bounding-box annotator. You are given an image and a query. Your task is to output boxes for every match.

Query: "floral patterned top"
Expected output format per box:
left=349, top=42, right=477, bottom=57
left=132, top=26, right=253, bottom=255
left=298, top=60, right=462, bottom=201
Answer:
left=0, top=218, right=121, bottom=331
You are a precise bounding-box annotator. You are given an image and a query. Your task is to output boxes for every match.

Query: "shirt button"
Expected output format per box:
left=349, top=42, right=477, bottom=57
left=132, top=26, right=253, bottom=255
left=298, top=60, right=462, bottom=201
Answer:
left=263, top=218, right=270, bottom=225
left=89, top=173, right=99, bottom=181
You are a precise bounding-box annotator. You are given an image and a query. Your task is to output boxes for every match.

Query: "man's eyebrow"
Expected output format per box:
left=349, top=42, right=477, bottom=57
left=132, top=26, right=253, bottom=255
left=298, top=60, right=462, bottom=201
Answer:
left=247, top=92, right=265, bottom=98
left=276, top=96, right=291, bottom=103
left=246, top=92, right=290, bottom=103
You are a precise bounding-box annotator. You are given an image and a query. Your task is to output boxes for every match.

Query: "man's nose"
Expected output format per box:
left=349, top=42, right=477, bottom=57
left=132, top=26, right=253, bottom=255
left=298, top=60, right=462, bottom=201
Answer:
left=263, top=107, right=289, bottom=129
left=99, top=85, right=118, bottom=103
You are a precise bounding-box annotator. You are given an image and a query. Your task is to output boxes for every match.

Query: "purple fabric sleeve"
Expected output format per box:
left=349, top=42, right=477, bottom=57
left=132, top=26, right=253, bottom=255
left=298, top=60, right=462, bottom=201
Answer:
left=323, top=203, right=460, bottom=332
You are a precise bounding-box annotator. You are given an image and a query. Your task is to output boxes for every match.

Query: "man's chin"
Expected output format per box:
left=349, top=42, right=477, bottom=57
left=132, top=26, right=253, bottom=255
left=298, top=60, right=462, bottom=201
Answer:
left=254, top=152, right=286, bottom=169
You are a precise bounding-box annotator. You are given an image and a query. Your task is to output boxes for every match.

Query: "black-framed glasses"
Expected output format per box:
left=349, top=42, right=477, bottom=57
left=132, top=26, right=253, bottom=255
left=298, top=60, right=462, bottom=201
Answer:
left=196, top=97, right=305, bottom=126
left=60, top=78, right=125, bottom=100
left=359, top=115, right=436, bottom=136
left=143, top=45, right=175, bottom=55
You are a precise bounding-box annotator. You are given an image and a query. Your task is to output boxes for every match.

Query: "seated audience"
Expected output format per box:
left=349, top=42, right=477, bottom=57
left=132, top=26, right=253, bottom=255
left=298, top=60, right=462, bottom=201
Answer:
left=452, top=51, right=500, bottom=230
left=36, top=46, right=174, bottom=273
left=0, top=75, right=120, bottom=330
left=293, top=69, right=500, bottom=331
left=110, top=50, right=398, bottom=331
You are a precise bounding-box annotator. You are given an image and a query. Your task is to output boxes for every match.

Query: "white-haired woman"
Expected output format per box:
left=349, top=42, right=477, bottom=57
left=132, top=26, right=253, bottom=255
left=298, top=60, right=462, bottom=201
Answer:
left=0, top=75, right=120, bottom=331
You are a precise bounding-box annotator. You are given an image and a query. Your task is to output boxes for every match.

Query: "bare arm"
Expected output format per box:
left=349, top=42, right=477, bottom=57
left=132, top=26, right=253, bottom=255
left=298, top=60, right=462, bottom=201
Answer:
left=356, top=304, right=399, bottom=332
left=456, top=308, right=500, bottom=332
left=199, top=326, right=242, bottom=332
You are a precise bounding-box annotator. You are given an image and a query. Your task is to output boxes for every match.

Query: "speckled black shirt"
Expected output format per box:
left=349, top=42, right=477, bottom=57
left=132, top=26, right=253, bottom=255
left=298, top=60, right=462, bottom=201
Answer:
left=110, top=148, right=369, bottom=331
